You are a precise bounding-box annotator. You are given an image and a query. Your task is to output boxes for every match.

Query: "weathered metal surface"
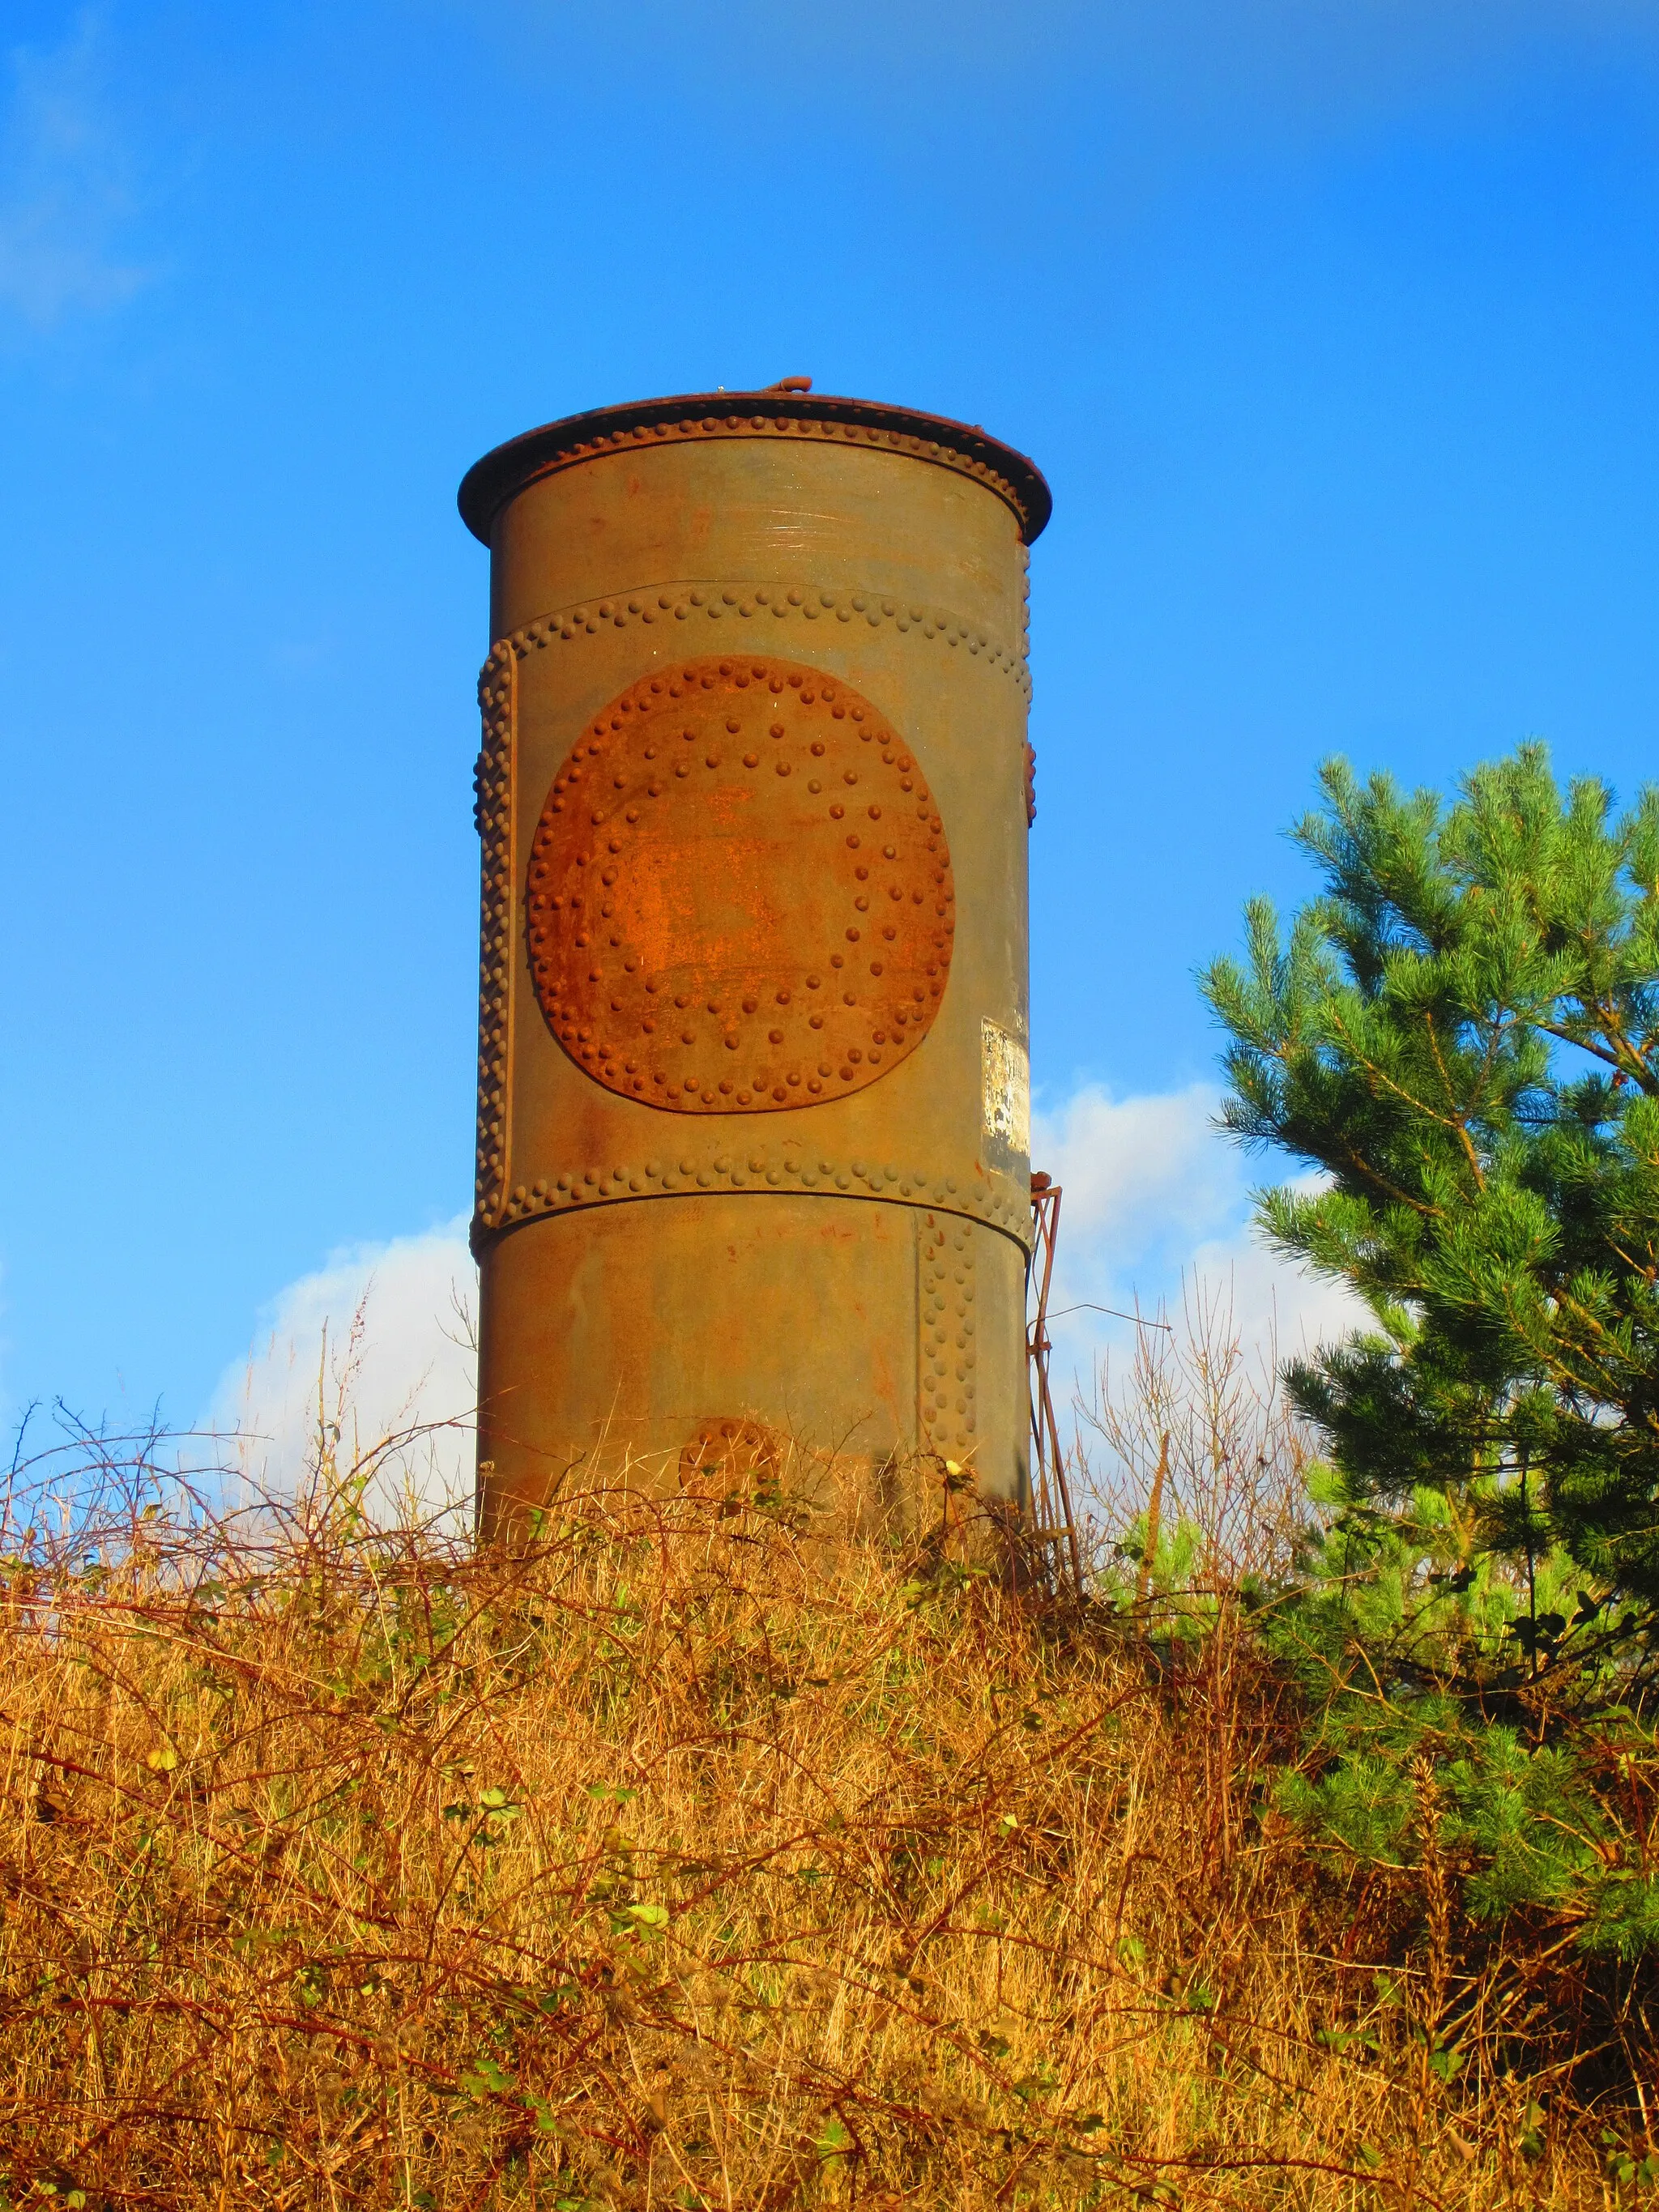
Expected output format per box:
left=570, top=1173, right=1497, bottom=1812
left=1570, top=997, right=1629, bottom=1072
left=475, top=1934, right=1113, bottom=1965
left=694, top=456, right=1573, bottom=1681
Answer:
left=460, top=386, right=1048, bottom=1530
left=458, top=390, right=1051, bottom=555
left=526, top=654, right=953, bottom=1111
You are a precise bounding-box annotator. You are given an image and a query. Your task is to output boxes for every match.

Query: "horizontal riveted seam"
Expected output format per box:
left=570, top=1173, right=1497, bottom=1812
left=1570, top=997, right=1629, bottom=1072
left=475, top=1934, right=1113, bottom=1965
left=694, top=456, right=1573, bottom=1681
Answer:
left=472, top=1164, right=1032, bottom=1259
left=499, top=582, right=1031, bottom=700
left=459, top=406, right=1049, bottom=548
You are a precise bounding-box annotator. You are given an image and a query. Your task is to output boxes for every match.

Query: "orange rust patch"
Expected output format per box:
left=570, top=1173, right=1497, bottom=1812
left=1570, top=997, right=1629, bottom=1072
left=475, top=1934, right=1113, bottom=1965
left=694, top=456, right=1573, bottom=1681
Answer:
left=527, top=654, right=954, bottom=1112
left=677, top=1416, right=785, bottom=1494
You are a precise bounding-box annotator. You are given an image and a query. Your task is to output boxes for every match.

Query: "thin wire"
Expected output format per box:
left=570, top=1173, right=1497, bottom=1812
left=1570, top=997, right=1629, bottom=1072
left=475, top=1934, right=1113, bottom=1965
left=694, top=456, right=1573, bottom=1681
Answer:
left=1044, top=1302, right=1173, bottom=1331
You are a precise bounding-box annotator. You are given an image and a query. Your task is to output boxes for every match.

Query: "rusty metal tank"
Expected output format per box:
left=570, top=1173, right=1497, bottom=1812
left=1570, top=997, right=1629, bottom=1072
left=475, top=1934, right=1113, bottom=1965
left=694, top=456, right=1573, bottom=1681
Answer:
left=458, top=385, right=1050, bottom=1530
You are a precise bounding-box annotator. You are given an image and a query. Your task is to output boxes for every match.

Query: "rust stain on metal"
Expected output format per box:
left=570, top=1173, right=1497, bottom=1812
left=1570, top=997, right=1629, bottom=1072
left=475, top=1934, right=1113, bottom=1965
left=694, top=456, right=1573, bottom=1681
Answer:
left=678, top=1416, right=785, bottom=1492
left=526, top=654, right=954, bottom=1113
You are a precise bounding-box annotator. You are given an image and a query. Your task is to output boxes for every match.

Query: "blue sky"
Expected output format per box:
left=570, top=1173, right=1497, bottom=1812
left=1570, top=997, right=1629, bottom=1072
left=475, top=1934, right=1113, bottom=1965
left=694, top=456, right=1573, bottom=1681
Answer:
left=6, top=0, right=1659, bottom=1444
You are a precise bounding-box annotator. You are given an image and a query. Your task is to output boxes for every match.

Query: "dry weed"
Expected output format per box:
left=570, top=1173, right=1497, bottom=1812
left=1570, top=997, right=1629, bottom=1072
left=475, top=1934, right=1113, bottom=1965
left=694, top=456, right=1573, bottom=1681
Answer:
left=0, top=1406, right=1623, bottom=2209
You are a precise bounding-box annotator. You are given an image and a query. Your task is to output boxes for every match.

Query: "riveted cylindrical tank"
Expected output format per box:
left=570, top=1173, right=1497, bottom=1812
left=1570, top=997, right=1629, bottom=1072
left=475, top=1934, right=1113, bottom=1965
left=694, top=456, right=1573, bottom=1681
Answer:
left=458, top=387, right=1049, bottom=1530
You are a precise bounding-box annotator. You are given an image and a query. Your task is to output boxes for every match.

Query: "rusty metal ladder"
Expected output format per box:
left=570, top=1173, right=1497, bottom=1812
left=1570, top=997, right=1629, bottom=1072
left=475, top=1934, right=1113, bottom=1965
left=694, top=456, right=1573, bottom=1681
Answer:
left=1027, top=1174, right=1085, bottom=1596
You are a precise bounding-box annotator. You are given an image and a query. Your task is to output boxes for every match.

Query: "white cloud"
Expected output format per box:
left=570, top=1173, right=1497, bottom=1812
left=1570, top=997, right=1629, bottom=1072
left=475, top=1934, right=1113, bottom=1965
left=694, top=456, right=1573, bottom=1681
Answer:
left=1030, top=1081, right=1366, bottom=1417
left=201, top=1218, right=478, bottom=1521
left=0, top=15, right=150, bottom=330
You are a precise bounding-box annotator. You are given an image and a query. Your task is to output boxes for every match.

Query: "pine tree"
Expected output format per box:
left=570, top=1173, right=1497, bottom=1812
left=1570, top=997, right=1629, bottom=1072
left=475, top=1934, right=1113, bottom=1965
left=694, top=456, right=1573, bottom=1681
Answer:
left=1203, top=743, right=1659, bottom=1615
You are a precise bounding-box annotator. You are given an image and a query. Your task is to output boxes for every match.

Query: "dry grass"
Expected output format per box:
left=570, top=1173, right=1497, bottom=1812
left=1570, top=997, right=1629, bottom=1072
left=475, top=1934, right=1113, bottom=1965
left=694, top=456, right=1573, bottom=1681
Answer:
left=1073, top=1279, right=1320, bottom=1592
left=0, top=1390, right=1634, bottom=2209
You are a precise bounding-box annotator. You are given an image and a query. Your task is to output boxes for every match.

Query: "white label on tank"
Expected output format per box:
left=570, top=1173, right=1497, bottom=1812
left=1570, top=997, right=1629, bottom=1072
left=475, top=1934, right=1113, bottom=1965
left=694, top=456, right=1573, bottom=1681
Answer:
left=981, top=1019, right=1030, bottom=1153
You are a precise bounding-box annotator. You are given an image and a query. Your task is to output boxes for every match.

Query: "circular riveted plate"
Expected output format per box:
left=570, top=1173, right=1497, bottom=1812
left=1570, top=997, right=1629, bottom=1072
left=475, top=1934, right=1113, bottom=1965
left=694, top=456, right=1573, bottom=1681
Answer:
left=527, top=653, right=955, bottom=1112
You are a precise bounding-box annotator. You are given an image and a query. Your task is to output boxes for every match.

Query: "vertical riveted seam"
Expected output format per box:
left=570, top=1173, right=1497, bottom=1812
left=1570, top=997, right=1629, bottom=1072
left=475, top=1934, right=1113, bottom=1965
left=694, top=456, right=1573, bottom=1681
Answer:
left=916, top=1212, right=977, bottom=1457
left=473, top=643, right=518, bottom=1239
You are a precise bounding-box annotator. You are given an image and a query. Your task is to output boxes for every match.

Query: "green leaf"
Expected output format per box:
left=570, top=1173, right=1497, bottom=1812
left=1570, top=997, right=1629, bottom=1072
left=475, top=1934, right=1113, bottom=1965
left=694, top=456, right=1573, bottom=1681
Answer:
left=813, top=2116, right=853, bottom=2163
left=459, top=2055, right=514, bottom=2098
left=1012, top=2060, right=1060, bottom=2103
